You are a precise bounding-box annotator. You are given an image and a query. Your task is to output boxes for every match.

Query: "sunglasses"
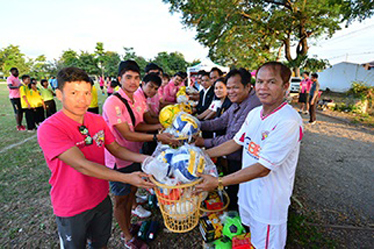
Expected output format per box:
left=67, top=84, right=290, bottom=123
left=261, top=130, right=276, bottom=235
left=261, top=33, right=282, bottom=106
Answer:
left=79, top=125, right=93, bottom=145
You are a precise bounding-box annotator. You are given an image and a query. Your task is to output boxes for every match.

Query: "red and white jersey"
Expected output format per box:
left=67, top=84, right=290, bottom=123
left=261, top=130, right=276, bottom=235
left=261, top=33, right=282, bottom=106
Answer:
left=234, top=102, right=303, bottom=225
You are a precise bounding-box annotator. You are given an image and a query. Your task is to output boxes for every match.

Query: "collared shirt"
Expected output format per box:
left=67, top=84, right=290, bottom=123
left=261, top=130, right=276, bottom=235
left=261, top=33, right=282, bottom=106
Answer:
left=201, top=86, right=212, bottom=106
left=102, top=88, right=147, bottom=169
left=163, top=80, right=184, bottom=103
left=201, top=89, right=262, bottom=161
left=7, top=75, right=21, bottom=98
left=300, top=78, right=312, bottom=93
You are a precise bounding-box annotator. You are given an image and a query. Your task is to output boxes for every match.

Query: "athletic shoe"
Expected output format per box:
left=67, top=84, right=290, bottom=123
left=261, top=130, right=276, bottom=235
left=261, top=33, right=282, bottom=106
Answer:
left=20, top=125, right=26, bottom=131
left=27, top=129, right=35, bottom=133
left=124, top=237, right=149, bottom=249
left=136, top=197, right=147, bottom=205
left=120, top=222, right=142, bottom=241
left=135, top=191, right=149, bottom=202
left=303, top=111, right=309, bottom=115
left=309, top=121, right=317, bottom=125
left=132, top=205, right=151, bottom=219
left=16, top=126, right=22, bottom=131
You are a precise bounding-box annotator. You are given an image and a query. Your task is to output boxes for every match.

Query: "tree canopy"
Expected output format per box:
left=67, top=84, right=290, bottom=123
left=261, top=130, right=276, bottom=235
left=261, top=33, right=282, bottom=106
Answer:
left=163, top=0, right=374, bottom=74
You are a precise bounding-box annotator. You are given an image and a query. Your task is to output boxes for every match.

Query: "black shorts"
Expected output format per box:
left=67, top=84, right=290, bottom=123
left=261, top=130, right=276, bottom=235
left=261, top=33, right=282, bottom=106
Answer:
left=298, top=92, right=308, bottom=103
left=110, top=163, right=141, bottom=196
left=56, top=196, right=112, bottom=249
left=10, top=98, right=22, bottom=114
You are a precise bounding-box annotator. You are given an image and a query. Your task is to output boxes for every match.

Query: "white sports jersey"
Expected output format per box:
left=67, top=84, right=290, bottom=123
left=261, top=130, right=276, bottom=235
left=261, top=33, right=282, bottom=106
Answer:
left=234, top=102, right=303, bottom=225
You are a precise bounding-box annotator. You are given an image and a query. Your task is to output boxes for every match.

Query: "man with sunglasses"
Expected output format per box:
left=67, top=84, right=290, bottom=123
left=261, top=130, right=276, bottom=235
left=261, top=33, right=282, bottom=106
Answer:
left=37, top=67, right=154, bottom=249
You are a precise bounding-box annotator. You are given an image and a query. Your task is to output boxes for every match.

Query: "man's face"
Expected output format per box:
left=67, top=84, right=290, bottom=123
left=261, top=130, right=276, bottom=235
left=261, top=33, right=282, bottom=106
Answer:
left=201, top=75, right=212, bottom=89
left=118, top=70, right=141, bottom=93
left=174, top=76, right=183, bottom=86
left=210, top=70, right=220, bottom=85
left=161, top=77, right=169, bottom=86
left=196, top=75, right=201, bottom=84
left=56, top=81, right=92, bottom=119
left=11, top=69, right=19, bottom=77
left=302, top=73, right=308, bottom=79
left=255, top=66, right=289, bottom=107
left=311, top=76, right=317, bottom=82
left=42, top=81, right=49, bottom=88
left=227, top=75, right=250, bottom=103
left=23, top=78, right=30, bottom=85
left=142, top=81, right=159, bottom=98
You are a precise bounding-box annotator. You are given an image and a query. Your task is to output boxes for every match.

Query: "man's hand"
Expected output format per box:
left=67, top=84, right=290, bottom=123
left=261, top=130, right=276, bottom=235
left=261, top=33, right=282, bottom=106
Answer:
left=195, top=174, right=219, bottom=192
left=125, top=172, right=155, bottom=189
left=157, top=133, right=179, bottom=146
left=194, top=136, right=204, bottom=147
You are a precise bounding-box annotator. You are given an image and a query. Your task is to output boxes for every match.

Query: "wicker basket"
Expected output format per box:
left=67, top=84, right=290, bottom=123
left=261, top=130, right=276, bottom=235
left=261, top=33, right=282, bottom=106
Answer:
left=150, top=176, right=203, bottom=233
left=200, top=190, right=230, bottom=215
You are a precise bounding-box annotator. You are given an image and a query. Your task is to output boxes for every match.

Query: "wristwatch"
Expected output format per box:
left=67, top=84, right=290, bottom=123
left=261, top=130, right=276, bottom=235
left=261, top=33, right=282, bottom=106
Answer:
left=153, top=134, right=158, bottom=142
left=217, top=177, right=224, bottom=191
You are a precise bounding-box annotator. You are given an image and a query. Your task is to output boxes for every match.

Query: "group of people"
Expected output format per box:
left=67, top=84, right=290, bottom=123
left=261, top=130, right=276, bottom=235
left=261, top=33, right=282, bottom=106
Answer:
left=7, top=58, right=308, bottom=248
left=298, top=71, right=320, bottom=124
left=7, top=68, right=57, bottom=132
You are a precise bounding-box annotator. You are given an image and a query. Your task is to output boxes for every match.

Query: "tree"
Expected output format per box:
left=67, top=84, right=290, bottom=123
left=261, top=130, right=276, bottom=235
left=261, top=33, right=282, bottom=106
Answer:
left=123, top=47, right=149, bottom=74
left=95, top=42, right=105, bottom=77
left=77, top=51, right=100, bottom=76
left=30, top=55, right=50, bottom=79
left=59, top=49, right=79, bottom=67
left=102, top=51, right=121, bottom=77
left=163, top=0, right=373, bottom=75
left=302, top=57, right=331, bottom=73
left=0, top=45, right=32, bottom=76
left=152, top=51, right=189, bottom=75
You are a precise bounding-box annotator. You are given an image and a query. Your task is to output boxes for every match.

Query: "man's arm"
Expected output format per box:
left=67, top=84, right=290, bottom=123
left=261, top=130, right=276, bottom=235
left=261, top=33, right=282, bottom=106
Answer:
left=205, top=139, right=241, bottom=158
left=105, top=141, right=148, bottom=163
left=200, top=107, right=230, bottom=132
left=143, top=112, right=160, bottom=125
left=58, top=146, right=154, bottom=188
left=8, top=84, right=20, bottom=89
left=135, top=122, right=161, bottom=132
left=196, top=163, right=270, bottom=192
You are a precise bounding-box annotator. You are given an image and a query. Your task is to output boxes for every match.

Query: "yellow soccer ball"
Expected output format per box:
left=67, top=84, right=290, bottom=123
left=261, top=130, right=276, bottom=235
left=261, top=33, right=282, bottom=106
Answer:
left=159, top=105, right=181, bottom=128
left=178, top=102, right=193, bottom=114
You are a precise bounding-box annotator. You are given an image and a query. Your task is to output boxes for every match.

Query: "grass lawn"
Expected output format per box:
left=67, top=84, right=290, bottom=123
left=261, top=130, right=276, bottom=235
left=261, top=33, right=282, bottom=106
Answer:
left=0, top=82, right=335, bottom=248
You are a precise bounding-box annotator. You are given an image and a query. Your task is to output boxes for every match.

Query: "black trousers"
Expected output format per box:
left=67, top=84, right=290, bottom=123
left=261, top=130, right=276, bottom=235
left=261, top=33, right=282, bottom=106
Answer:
left=309, top=100, right=317, bottom=122
left=223, top=159, right=242, bottom=211
left=44, top=99, right=57, bottom=117
left=24, top=107, right=45, bottom=130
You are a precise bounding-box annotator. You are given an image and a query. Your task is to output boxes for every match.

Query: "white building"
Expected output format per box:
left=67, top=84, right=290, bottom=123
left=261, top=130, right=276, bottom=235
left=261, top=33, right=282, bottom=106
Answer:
left=318, top=61, right=374, bottom=92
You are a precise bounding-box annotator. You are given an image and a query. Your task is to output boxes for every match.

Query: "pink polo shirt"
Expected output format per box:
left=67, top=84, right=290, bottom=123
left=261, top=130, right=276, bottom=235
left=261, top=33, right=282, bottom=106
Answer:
left=37, top=111, right=115, bottom=217
left=163, top=80, right=184, bottom=103
left=7, top=75, right=21, bottom=98
left=158, top=85, right=166, bottom=101
left=102, top=88, right=147, bottom=169
left=300, top=78, right=313, bottom=93
left=134, top=87, right=160, bottom=115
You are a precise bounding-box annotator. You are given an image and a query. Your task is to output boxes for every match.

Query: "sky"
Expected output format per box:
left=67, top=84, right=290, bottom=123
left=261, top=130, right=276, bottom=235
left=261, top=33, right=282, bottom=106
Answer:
left=0, top=0, right=373, bottom=66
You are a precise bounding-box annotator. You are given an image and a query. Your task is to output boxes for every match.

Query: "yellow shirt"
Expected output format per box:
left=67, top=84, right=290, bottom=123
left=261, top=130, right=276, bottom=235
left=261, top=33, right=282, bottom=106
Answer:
left=20, top=85, right=44, bottom=108
left=89, top=85, right=98, bottom=108
left=39, top=87, right=54, bottom=101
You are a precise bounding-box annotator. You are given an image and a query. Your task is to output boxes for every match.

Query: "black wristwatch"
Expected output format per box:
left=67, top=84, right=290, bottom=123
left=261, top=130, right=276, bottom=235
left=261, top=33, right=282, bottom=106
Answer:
left=153, top=134, right=158, bottom=142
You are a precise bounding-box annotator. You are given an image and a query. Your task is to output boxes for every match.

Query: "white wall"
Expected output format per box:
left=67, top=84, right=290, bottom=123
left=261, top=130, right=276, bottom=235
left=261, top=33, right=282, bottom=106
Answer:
left=318, top=62, right=374, bottom=92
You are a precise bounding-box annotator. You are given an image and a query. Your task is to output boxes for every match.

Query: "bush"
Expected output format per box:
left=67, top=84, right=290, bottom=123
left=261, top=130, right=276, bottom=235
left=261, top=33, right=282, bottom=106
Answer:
left=347, top=81, right=373, bottom=101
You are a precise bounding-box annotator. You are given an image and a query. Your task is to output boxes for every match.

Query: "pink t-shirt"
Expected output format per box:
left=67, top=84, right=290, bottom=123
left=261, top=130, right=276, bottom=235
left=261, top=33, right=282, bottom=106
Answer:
left=148, top=93, right=160, bottom=115
left=158, top=85, right=166, bottom=101
left=7, top=75, right=21, bottom=98
left=163, top=80, right=184, bottom=103
left=102, top=88, right=147, bottom=169
left=99, top=77, right=105, bottom=87
left=37, top=111, right=115, bottom=217
left=300, top=78, right=313, bottom=93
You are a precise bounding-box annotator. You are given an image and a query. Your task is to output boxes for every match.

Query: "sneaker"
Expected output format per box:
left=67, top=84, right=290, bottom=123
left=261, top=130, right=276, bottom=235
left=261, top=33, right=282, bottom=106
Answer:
left=303, top=111, right=309, bottom=115
left=27, top=129, right=35, bottom=133
left=309, top=121, right=317, bottom=125
left=132, top=205, right=151, bottom=219
left=20, top=125, right=26, bottom=131
left=16, top=126, right=22, bottom=131
left=136, top=197, right=147, bottom=205
left=124, top=237, right=149, bottom=249
left=135, top=191, right=149, bottom=202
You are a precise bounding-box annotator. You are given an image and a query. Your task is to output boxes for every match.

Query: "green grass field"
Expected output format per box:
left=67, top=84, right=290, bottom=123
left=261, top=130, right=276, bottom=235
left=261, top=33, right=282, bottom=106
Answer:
left=0, top=82, right=336, bottom=248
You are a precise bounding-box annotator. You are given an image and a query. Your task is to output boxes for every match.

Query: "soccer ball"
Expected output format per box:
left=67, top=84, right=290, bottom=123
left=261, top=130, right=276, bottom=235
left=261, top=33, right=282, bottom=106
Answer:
left=155, top=147, right=174, bottom=177
left=159, top=105, right=181, bottom=128
left=177, top=102, right=193, bottom=114
left=171, top=147, right=205, bottom=183
left=172, top=113, right=200, bottom=138
left=222, top=213, right=245, bottom=240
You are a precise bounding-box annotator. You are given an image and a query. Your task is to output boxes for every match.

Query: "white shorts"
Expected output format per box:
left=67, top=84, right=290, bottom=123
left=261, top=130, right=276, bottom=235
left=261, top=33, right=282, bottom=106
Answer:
left=239, top=206, right=287, bottom=249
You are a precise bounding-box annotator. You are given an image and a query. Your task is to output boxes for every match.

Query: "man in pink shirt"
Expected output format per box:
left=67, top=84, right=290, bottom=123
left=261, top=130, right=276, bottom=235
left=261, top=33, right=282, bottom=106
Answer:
left=37, top=67, right=153, bottom=248
left=162, top=72, right=185, bottom=104
left=102, top=60, right=177, bottom=249
left=298, top=71, right=313, bottom=114
left=7, top=67, right=25, bottom=131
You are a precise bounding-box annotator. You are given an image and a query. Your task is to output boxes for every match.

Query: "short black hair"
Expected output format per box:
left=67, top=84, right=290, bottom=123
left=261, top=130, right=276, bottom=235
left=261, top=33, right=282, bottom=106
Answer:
left=225, top=68, right=252, bottom=86
left=118, top=60, right=140, bottom=77
left=174, top=71, right=186, bottom=79
left=256, top=62, right=291, bottom=85
left=163, top=73, right=170, bottom=81
left=200, top=71, right=210, bottom=78
left=210, top=67, right=223, bottom=76
left=197, top=70, right=206, bottom=76
left=145, top=63, right=161, bottom=74
left=214, top=77, right=226, bottom=86
left=10, top=67, right=18, bottom=72
left=89, top=77, right=95, bottom=86
left=302, top=71, right=310, bottom=76
left=311, top=73, right=319, bottom=78
left=143, top=73, right=162, bottom=87
left=40, top=79, right=48, bottom=85
left=57, top=67, right=90, bottom=91
left=21, top=74, right=30, bottom=81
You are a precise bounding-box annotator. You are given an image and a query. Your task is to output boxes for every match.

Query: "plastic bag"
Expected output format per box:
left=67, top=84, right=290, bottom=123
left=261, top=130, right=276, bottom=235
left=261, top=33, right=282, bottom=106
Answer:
left=141, top=156, right=170, bottom=183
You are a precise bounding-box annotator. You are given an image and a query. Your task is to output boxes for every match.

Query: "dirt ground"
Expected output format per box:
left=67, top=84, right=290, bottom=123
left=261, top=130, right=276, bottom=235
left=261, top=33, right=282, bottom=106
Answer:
left=293, top=113, right=374, bottom=248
